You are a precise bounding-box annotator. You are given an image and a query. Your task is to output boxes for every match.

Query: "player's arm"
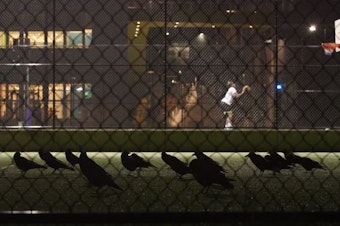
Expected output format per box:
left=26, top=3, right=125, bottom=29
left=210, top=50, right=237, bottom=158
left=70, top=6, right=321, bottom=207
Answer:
left=234, top=85, right=250, bottom=98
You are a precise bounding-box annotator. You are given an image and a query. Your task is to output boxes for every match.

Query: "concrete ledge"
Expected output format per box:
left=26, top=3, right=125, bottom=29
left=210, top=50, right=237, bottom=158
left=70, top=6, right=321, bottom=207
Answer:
left=0, top=129, right=339, bottom=152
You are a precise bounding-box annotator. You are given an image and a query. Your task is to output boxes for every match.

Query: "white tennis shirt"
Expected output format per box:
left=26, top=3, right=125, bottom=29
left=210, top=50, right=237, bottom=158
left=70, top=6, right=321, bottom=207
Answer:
left=221, top=87, right=237, bottom=105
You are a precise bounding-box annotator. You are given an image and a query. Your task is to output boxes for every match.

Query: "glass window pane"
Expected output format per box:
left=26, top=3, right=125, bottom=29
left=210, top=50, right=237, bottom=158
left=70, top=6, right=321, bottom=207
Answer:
left=84, top=29, right=92, bottom=47
left=0, top=32, right=6, bottom=48
left=0, top=84, right=6, bottom=117
left=8, top=31, right=20, bottom=47
left=28, top=31, right=45, bottom=47
left=47, top=31, right=64, bottom=48
left=66, top=31, right=83, bottom=47
left=48, top=83, right=71, bottom=119
left=84, top=83, right=92, bottom=99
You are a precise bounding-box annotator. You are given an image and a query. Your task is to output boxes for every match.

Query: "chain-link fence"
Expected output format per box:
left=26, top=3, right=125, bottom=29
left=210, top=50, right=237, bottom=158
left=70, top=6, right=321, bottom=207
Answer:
left=1, top=0, right=340, bottom=224
left=0, top=0, right=339, bottom=129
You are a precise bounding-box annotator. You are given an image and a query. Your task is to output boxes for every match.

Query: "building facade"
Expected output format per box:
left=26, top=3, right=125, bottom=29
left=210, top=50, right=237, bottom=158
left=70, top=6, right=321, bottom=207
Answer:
left=0, top=0, right=339, bottom=128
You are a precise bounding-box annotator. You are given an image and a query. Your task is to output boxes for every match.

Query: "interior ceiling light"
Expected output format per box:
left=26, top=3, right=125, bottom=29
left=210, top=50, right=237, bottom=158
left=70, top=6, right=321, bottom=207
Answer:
left=309, top=25, right=317, bottom=32
left=226, top=9, right=236, bottom=13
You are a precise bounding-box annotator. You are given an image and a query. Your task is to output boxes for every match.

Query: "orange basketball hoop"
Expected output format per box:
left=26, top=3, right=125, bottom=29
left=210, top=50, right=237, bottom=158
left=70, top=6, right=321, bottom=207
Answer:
left=321, top=43, right=340, bottom=56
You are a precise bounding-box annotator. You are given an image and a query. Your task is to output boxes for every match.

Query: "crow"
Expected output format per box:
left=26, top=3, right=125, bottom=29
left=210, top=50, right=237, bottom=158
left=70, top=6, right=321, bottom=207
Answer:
left=266, top=151, right=293, bottom=170
left=38, top=150, right=74, bottom=173
left=245, top=152, right=281, bottom=175
left=298, top=156, right=324, bottom=171
left=193, top=151, right=227, bottom=174
left=282, top=150, right=324, bottom=171
left=13, top=151, right=47, bottom=176
left=79, top=151, right=122, bottom=192
left=121, top=151, right=155, bottom=172
left=161, top=152, right=191, bottom=177
left=282, top=150, right=304, bottom=166
left=65, top=149, right=80, bottom=166
left=189, top=158, right=234, bottom=191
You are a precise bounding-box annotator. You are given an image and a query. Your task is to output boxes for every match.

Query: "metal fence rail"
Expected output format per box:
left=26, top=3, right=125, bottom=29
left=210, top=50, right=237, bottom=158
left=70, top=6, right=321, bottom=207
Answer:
left=0, top=0, right=340, bottom=224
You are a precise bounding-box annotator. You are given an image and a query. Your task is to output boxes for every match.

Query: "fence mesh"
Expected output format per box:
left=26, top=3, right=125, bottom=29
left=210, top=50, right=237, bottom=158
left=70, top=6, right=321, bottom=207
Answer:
left=0, top=0, right=340, bottom=224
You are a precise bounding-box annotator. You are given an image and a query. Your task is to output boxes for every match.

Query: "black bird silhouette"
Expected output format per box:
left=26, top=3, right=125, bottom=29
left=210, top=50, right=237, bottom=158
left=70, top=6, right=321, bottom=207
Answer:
left=282, top=150, right=304, bottom=166
left=282, top=150, right=324, bottom=171
left=266, top=151, right=293, bottom=170
left=245, top=152, right=281, bottom=175
left=121, top=151, right=155, bottom=172
left=297, top=156, right=324, bottom=171
left=38, top=150, right=74, bottom=173
left=13, top=151, right=47, bottom=176
left=193, top=151, right=227, bottom=174
left=161, top=152, right=191, bottom=177
left=65, top=149, right=80, bottom=166
left=189, top=158, right=234, bottom=191
left=79, top=151, right=122, bottom=192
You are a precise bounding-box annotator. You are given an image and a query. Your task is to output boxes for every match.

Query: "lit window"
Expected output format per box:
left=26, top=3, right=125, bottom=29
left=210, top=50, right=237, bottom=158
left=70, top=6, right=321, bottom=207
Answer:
left=84, top=83, right=92, bottom=99
left=8, top=31, right=20, bottom=47
left=84, top=29, right=92, bottom=47
left=47, top=31, right=64, bottom=48
left=67, top=31, right=83, bottom=47
left=73, top=83, right=92, bottom=99
left=48, top=83, right=71, bottom=119
left=28, top=31, right=45, bottom=47
left=0, top=32, right=6, bottom=48
left=0, top=84, right=6, bottom=117
left=4, top=30, right=91, bottom=48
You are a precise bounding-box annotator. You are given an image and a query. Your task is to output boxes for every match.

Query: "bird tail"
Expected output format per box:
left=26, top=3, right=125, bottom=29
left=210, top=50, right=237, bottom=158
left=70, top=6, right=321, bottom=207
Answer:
left=220, top=179, right=234, bottom=190
left=66, top=166, right=75, bottom=171
left=143, top=162, right=157, bottom=168
left=216, top=175, right=234, bottom=189
left=108, top=181, right=123, bottom=191
left=317, top=164, right=325, bottom=169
